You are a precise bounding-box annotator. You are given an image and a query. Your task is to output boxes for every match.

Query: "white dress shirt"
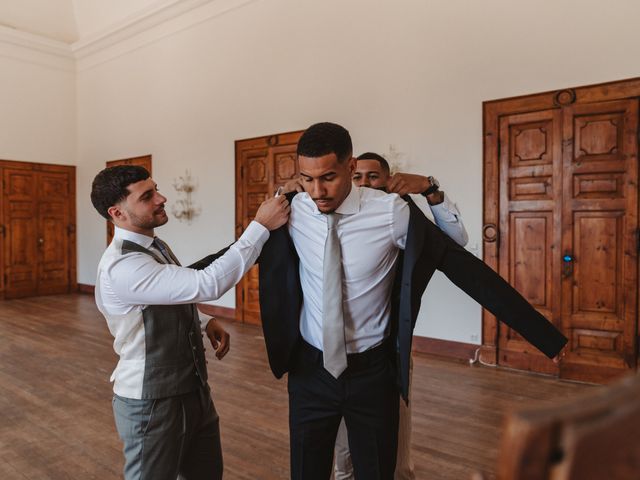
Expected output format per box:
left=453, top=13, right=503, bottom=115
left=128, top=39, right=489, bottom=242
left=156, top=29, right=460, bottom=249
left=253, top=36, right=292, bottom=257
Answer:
left=415, top=193, right=468, bottom=247
left=95, top=222, right=268, bottom=398
left=289, top=186, right=410, bottom=354
left=289, top=185, right=467, bottom=354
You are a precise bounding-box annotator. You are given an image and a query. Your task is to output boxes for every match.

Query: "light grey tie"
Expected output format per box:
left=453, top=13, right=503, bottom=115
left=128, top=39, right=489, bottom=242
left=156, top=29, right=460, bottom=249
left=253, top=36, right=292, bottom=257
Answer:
left=322, top=213, right=347, bottom=378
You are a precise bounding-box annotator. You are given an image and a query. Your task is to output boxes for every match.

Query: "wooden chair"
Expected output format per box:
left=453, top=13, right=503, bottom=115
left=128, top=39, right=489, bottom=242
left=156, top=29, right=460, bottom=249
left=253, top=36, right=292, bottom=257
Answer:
left=487, top=373, right=640, bottom=480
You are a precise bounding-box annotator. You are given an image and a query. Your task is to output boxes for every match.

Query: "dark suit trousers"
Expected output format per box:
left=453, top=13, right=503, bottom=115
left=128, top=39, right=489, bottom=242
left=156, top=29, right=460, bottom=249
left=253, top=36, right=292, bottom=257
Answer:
left=288, top=340, right=400, bottom=480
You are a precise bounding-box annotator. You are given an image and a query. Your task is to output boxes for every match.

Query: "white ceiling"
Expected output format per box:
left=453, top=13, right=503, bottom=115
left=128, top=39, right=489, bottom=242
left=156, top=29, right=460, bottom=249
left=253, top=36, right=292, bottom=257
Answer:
left=0, top=0, right=167, bottom=44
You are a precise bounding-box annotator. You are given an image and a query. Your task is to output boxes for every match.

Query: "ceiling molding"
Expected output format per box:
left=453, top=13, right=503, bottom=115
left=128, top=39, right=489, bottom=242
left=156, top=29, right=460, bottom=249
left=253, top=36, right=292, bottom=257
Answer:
left=0, top=24, right=73, bottom=59
left=72, top=0, right=258, bottom=63
left=0, top=0, right=259, bottom=72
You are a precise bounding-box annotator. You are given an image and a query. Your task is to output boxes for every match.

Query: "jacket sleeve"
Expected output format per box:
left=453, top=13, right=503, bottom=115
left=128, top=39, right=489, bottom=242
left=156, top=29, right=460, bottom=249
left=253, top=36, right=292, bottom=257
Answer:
left=186, top=245, right=232, bottom=270
left=417, top=211, right=567, bottom=358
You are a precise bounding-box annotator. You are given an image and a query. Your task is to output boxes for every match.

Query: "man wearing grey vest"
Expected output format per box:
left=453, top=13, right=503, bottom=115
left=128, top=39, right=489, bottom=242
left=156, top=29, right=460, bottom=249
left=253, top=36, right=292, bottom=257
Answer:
left=90, top=165, right=289, bottom=480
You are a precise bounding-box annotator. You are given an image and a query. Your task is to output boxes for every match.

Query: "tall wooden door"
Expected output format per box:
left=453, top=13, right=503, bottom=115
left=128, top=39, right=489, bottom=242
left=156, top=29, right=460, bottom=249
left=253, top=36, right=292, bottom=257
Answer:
left=559, top=100, right=638, bottom=382
left=2, top=162, right=76, bottom=299
left=235, top=131, right=303, bottom=325
left=106, top=155, right=152, bottom=245
left=484, top=79, right=640, bottom=383
left=496, top=109, right=563, bottom=376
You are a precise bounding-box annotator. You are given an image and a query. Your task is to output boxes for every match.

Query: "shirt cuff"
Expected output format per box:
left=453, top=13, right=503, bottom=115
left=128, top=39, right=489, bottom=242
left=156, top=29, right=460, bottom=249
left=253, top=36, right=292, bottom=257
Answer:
left=429, top=193, right=460, bottom=222
left=241, top=220, right=270, bottom=245
left=199, top=310, right=211, bottom=333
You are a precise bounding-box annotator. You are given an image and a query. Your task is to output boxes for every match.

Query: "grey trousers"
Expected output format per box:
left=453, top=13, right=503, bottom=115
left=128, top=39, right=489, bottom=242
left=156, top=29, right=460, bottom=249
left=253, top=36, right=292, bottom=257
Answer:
left=112, top=385, right=222, bottom=480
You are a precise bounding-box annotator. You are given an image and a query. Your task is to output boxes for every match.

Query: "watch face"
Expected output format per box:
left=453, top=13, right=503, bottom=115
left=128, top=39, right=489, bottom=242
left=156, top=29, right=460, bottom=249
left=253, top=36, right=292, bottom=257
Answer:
left=429, top=176, right=440, bottom=189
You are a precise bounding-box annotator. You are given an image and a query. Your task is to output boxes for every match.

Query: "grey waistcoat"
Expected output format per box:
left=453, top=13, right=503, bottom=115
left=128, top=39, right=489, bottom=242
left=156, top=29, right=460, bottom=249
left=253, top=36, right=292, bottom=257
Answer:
left=122, top=240, right=208, bottom=399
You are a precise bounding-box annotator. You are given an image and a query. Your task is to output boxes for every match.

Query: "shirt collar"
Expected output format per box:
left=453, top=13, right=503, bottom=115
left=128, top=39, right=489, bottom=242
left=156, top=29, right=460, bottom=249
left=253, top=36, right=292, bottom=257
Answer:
left=113, top=226, right=155, bottom=249
left=306, top=183, right=361, bottom=216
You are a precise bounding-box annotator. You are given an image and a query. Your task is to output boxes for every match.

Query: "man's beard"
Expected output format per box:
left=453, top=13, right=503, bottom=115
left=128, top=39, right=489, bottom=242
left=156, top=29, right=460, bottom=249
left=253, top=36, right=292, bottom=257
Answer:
left=127, top=208, right=168, bottom=230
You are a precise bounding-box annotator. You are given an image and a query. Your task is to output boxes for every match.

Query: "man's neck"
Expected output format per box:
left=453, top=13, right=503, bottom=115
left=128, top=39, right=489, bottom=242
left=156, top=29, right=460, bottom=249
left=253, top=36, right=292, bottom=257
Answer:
left=115, top=223, right=154, bottom=238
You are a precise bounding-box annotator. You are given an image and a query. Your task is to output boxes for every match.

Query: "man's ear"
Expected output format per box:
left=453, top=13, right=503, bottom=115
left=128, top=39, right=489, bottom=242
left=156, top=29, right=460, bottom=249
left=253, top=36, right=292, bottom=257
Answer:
left=107, top=204, right=125, bottom=224
left=347, top=156, right=356, bottom=175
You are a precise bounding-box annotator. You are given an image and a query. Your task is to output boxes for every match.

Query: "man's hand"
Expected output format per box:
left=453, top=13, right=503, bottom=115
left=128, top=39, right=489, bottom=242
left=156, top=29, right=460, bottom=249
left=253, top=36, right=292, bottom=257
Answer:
left=254, top=195, right=290, bottom=231
left=552, top=346, right=567, bottom=364
left=387, top=173, right=430, bottom=196
left=281, top=177, right=304, bottom=193
left=387, top=173, right=444, bottom=204
left=205, top=318, right=230, bottom=360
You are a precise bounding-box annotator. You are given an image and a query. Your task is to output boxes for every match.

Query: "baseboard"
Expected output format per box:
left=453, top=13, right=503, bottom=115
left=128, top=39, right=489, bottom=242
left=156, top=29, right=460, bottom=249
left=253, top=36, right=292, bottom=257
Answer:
left=197, top=304, right=236, bottom=321
left=412, top=336, right=479, bottom=362
left=78, top=284, right=95, bottom=294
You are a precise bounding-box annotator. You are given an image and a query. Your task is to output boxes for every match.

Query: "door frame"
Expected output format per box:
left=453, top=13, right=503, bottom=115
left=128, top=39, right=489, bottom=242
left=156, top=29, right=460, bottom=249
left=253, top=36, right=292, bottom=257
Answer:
left=481, top=76, right=640, bottom=367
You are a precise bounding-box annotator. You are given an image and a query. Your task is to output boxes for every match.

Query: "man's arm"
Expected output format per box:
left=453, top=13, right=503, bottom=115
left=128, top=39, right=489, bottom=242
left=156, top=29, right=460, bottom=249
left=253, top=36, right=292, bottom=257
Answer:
left=388, top=172, right=468, bottom=247
left=187, top=246, right=231, bottom=270
left=107, top=195, right=290, bottom=305
left=413, top=205, right=567, bottom=358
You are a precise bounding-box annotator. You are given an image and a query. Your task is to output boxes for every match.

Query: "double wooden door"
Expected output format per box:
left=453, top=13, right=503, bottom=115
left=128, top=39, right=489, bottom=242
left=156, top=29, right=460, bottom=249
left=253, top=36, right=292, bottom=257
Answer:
left=235, top=130, right=303, bottom=324
left=1, top=162, right=76, bottom=299
left=484, top=80, right=640, bottom=383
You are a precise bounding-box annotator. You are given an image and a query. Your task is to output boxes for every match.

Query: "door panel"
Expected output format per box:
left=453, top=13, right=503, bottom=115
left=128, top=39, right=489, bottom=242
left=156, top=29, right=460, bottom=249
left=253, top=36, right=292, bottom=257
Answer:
left=560, top=99, right=638, bottom=382
left=37, top=172, right=71, bottom=295
left=235, top=131, right=303, bottom=325
left=239, top=147, right=270, bottom=325
left=3, top=168, right=38, bottom=299
left=497, top=110, right=562, bottom=374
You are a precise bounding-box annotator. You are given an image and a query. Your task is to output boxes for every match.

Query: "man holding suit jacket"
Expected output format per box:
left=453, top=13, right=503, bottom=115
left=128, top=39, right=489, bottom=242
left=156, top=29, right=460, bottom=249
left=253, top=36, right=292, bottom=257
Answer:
left=257, top=122, right=567, bottom=480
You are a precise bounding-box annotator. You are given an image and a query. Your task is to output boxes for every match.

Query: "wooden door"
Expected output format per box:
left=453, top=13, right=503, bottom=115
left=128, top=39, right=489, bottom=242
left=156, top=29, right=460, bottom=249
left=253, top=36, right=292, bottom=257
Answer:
left=484, top=78, right=640, bottom=383
left=105, top=155, right=152, bottom=245
left=3, top=167, right=38, bottom=298
left=496, top=109, right=563, bottom=375
left=559, top=99, right=638, bottom=382
left=37, top=170, right=74, bottom=295
left=2, top=163, right=76, bottom=299
left=235, top=131, right=303, bottom=324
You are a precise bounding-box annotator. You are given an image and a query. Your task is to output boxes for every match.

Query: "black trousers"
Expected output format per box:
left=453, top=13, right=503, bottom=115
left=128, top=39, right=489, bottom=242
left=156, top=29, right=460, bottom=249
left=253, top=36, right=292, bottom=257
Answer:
left=288, top=339, right=400, bottom=480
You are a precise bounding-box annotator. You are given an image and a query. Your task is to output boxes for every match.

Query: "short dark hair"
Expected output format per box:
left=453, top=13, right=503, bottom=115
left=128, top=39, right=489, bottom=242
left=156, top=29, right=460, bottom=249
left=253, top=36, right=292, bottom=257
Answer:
left=356, top=152, right=390, bottom=174
left=297, top=122, right=353, bottom=163
left=91, top=165, right=150, bottom=220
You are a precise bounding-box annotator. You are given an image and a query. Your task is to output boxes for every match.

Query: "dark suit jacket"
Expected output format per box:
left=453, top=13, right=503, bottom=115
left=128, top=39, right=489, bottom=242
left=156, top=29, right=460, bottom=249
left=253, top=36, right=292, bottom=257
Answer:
left=257, top=192, right=567, bottom=401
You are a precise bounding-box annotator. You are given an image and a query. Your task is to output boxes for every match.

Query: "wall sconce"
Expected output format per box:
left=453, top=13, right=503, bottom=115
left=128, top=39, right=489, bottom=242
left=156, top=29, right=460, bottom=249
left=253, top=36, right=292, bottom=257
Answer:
left=386, top=144, right=408, bottom=174
left=171, top=169, right=201, bottom=223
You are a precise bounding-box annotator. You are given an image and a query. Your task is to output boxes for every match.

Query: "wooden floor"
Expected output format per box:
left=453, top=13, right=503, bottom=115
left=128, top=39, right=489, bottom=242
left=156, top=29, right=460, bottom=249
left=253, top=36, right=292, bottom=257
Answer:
left=0, top=294, right=593, bottom=480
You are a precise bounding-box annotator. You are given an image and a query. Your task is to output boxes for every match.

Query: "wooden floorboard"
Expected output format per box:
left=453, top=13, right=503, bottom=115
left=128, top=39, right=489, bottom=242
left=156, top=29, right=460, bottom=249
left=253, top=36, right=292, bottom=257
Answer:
left=0, top=294, right=592, bottom=479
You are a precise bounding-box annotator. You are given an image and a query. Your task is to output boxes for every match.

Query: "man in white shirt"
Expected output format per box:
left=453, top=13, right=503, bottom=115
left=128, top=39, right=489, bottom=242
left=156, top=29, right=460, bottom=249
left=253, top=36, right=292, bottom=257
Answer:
left=257, top=122, right=566, bottom=480
left=284, top=124, right=429, bottom=479
left=90, top=165, right=289, bottom=480
left=335, top=152, right=468, bottom=480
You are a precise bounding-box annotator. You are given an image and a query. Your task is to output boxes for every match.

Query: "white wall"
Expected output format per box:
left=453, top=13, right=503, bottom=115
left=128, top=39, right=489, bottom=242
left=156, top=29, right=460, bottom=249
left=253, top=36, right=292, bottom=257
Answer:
left=0, top=37, right=75, bottom=166
left=71, top=0, right=640, bottom=343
